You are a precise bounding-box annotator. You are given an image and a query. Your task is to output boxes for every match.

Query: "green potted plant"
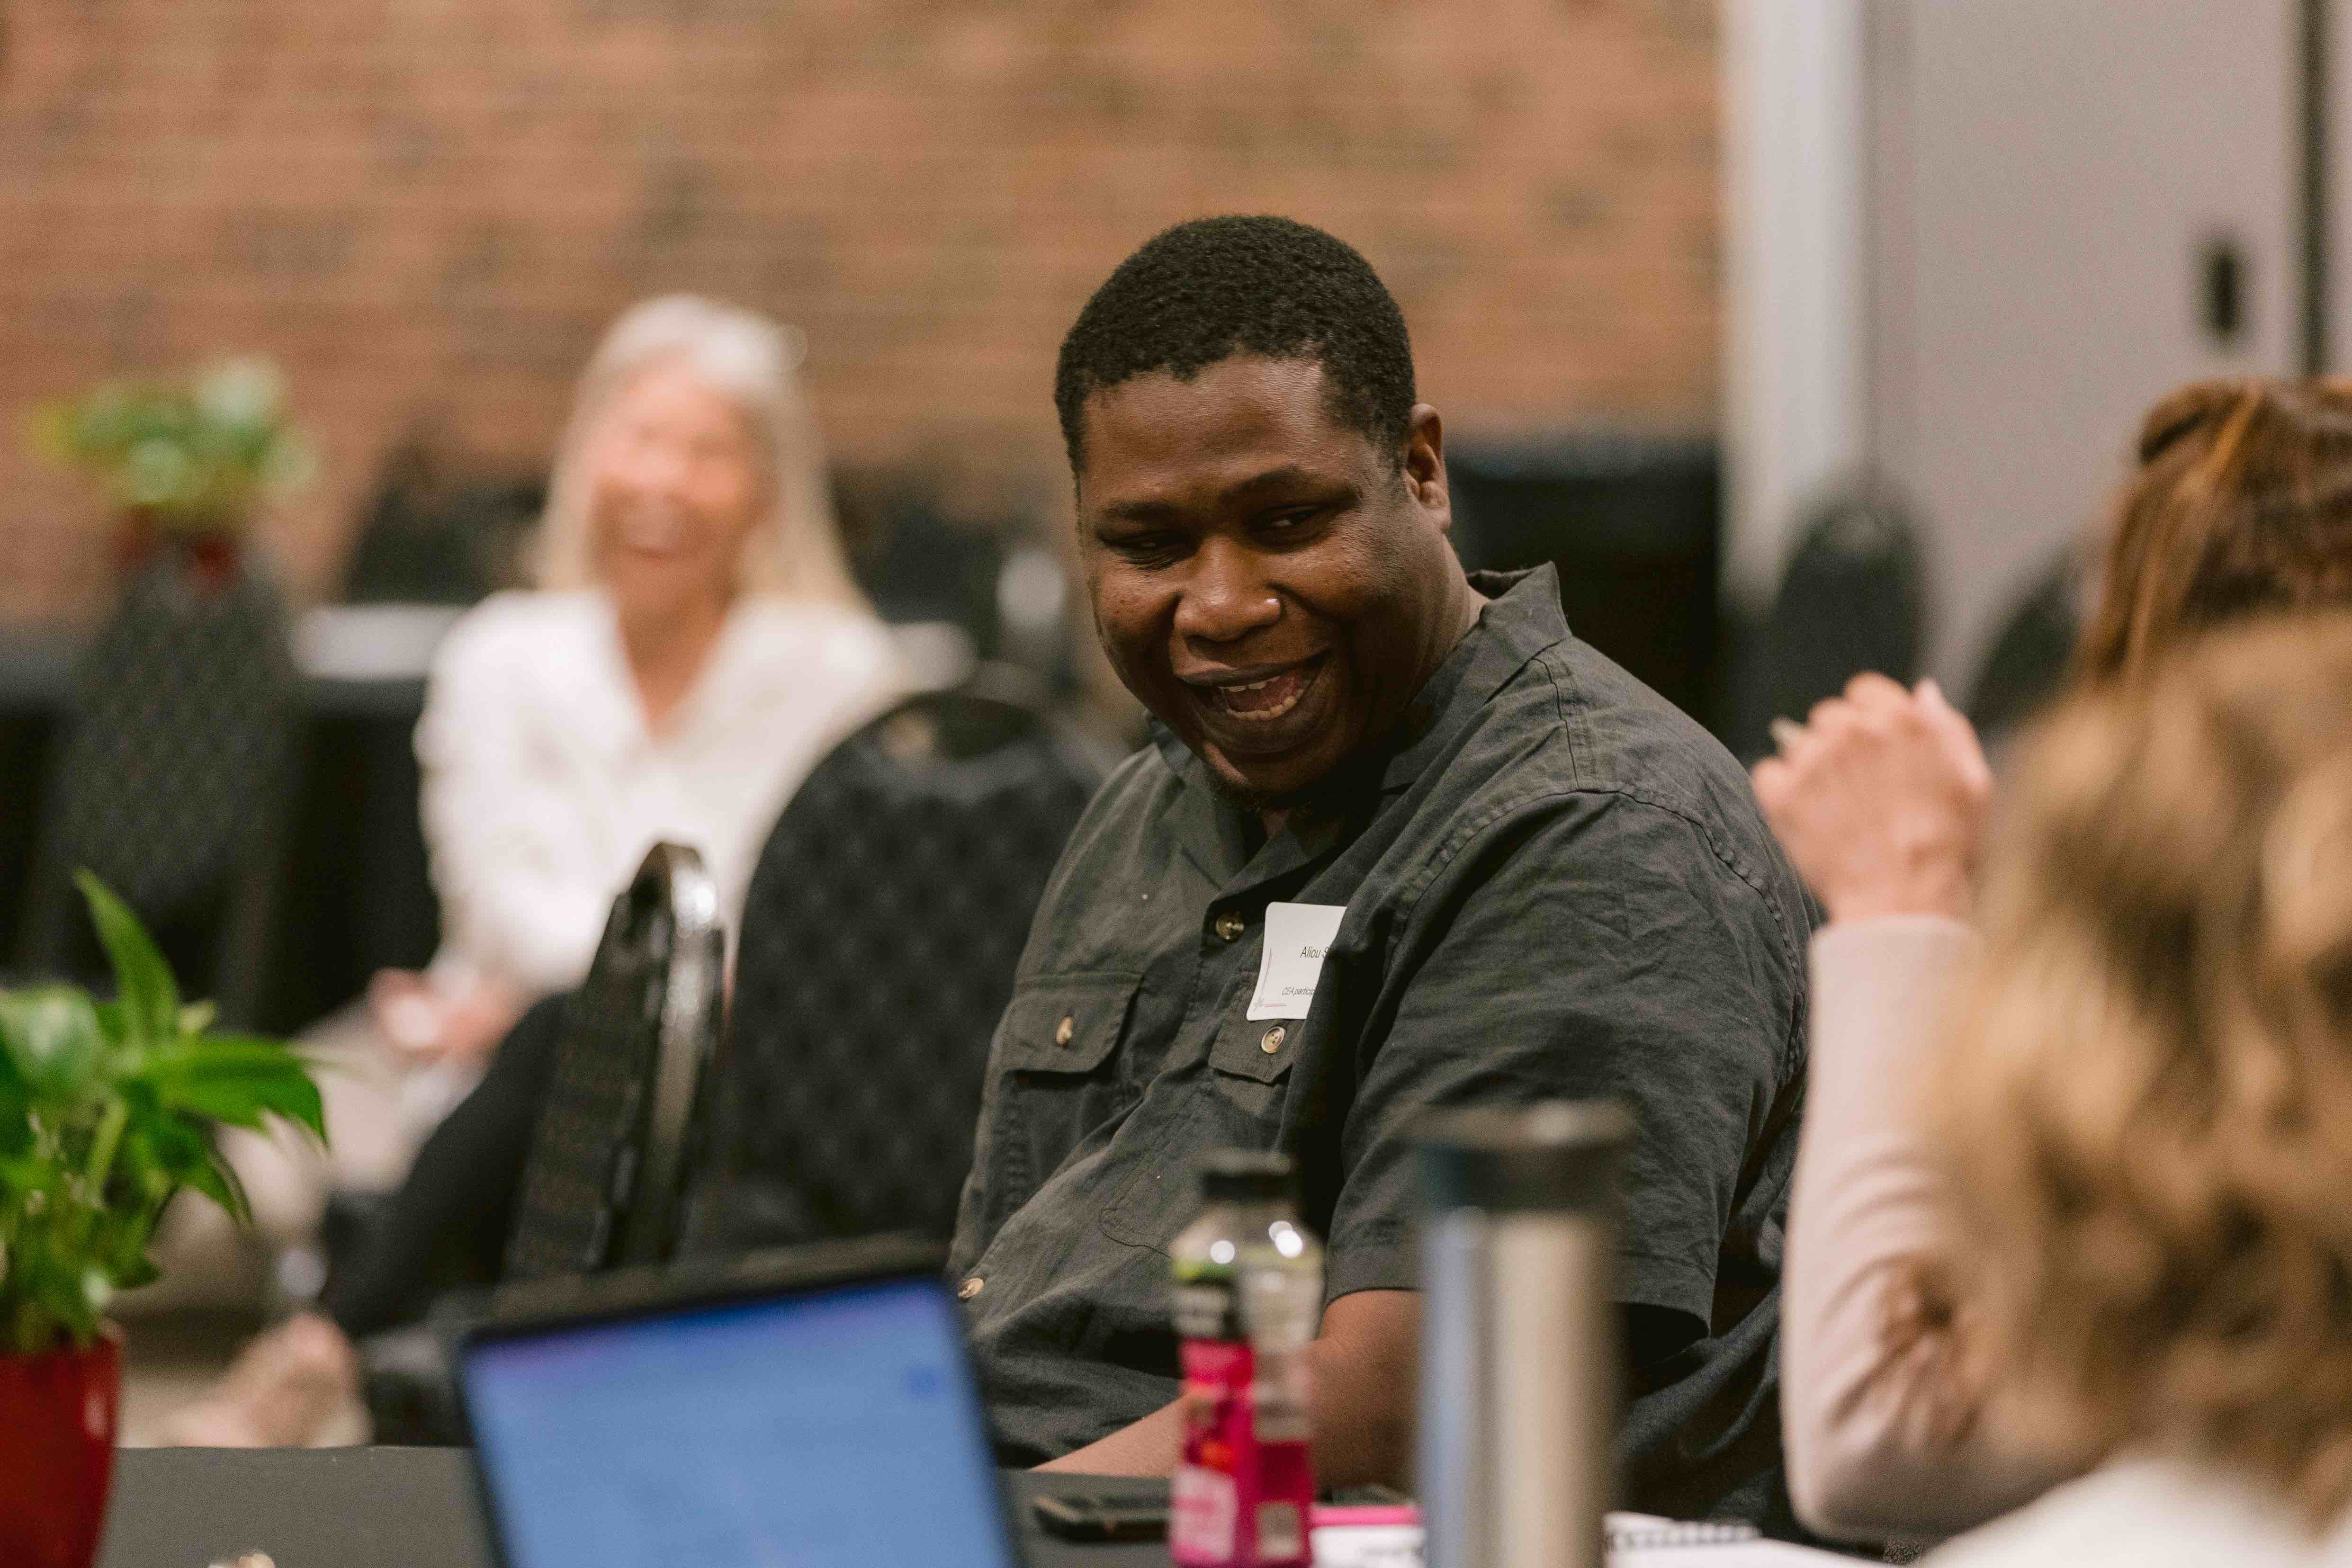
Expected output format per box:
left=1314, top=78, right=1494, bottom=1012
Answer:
left=0, top=873, right=323, bottom=1568
left=28, top=357, right=315, bottom=588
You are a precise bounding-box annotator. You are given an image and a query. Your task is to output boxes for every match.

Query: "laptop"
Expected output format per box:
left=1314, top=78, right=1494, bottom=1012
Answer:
left=455, top=1237, right=1026, bottom=1568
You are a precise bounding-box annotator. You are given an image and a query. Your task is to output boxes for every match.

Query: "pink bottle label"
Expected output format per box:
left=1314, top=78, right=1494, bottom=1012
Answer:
left=1171, top=1339, right=1314, bottom=1568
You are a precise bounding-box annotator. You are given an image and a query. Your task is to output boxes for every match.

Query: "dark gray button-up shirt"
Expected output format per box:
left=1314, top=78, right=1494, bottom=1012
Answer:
left=948, top=566, right=1812, bottom=1525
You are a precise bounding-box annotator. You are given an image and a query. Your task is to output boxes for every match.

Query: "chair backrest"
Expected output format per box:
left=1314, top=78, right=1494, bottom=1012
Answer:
left=340, top=437, right=542, bottom=605
left=1762, top=484, right=1927, bottom=728
left=1445, top=434, right=1723, bottom=728
left=18, top=552, right=298, bottom=1021
left=682, top=682, right=1102, bottom=1254
left=501, top=842, right=725, bottom=1281
left=1965, top=548, right=2083, bottom=745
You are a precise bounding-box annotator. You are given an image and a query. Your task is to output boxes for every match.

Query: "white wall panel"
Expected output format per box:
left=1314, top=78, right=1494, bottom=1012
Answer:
left=1723, top=0, right=1870, bottom=605
left=1877, top=0, right=2299, bottom=682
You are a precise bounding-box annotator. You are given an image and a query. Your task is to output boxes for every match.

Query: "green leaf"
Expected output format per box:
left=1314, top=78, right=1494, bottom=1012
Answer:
left=0, top=1085, right=27, bottom=1159
left=0, top=874, right=328, bottom=1327
left=0, top=1025, right=29, bottom=1159
left=136, top=1037, right=325, bottom=1142
left=72, top=872, right=177, bottom=1046
left=0, top=987, right=106, bottom=1096
left=110, top=1253, right=162, bottom=1292
left=0, top=1152, right=60, bottom=1194
left=123, top=1107, right=212, bottom=1191
left=180, top=1148, right=252, bottom=1228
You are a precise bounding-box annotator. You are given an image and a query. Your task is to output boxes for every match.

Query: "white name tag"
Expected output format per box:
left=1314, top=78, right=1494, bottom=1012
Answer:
left=1247, top=902, right=1347, bottom=1021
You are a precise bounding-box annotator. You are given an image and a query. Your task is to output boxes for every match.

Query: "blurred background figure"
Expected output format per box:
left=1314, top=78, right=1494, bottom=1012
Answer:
left=1919, top=617, right=2352, bottom=1565
left=380, top=292, right=892, bottom=1077
left=2071, top=380, right=2352, bottom=680
left=145, top=295, right=905, bottom=1444
left=1761, top=374, right=2352, bottom=1547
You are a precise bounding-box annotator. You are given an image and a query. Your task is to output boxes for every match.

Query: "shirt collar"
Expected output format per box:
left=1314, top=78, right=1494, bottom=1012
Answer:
left=1149, top=717, right=1193, bottom=778
left=1372, top=564, right=1568, bottom=794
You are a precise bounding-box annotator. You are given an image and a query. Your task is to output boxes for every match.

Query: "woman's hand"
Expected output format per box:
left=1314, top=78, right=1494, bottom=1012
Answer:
left=369, top=969, right=523, bottom=1066
left=1751, top=675, right=1994, bottom=923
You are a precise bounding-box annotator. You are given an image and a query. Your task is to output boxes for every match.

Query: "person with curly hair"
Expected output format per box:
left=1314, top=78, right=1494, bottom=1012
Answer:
left=1915, top=614, right=2352, bottom=1564
left=1761, top=378, right=2352, bottom=1543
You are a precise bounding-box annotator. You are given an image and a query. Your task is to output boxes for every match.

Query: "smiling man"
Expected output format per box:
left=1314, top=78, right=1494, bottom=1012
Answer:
left=948, top=217, right=1813, bottom=1529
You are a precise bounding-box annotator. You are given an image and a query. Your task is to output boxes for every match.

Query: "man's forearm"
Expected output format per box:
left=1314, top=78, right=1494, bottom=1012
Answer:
left=1037, top=1290, right=1418, bottom=1488
left=1036, top=1398, right=1185, bottom=1476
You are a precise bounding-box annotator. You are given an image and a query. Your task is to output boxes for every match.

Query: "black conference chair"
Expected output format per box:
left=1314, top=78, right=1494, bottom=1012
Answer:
left=14, top=552, right=297, bottom=1027
left=681, top=679, right=1103, bottom=1254
left=1759, top=485, right=1927, bottom=738
left=1966, top=548, right=2084, bottom=748
left=1446, top=434, right=1724, bottom=731
left=339, top=437, right=542, bottom=605
left=501, top=841, right=727, bottom=1278
left=359, top=841, right=726, bottom=1440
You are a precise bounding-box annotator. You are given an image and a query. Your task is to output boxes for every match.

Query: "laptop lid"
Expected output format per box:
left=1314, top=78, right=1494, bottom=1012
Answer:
left=456, top=1240, right=1023, bottom=1568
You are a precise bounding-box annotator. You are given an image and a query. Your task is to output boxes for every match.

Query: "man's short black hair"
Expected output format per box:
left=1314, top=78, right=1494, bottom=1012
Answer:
left=1054, top=215, right=1417, bottom=475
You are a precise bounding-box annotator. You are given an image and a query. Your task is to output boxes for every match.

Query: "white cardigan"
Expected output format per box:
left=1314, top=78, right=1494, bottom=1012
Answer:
left=414, top=590, right=906, bottom=994
left=1928, top=1456, right=2352, bottom=1567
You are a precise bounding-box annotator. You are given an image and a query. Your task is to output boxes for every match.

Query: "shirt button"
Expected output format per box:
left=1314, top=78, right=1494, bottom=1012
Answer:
left=1260, top=1026, right=1286, bottom=1054
left=1214, top=910, right=1247, bottom=942
left=1054, top=1015, right=1075, bottom=1047
left=958, top=1276, right=985, bottom=1301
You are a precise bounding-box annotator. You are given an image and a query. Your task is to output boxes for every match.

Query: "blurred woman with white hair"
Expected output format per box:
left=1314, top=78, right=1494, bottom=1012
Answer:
left=154, top=297, right=904, bottom=1444
left=377, top=293, right=898, bottom=1073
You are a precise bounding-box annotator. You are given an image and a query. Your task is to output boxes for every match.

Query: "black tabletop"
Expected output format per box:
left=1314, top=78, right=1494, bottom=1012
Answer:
left=100, top=1447, right=1172, bottom=1568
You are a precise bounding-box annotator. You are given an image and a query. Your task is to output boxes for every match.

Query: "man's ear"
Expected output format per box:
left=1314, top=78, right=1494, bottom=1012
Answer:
left=1402, top=404, right=1451, bottom=531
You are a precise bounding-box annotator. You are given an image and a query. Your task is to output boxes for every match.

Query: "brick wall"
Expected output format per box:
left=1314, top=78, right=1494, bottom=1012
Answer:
left=0, top=0, right=1718, bottom=622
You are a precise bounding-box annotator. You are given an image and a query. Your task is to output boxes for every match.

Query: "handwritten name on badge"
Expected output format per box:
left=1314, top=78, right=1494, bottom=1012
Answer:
left=1247, top=902, right=1348, bottom=1021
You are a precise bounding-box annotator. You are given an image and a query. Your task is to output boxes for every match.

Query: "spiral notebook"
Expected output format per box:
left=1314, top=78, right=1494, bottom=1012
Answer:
left=1607, top=1512, right=1762, bottom=1550
left=1310, top=1510, right=1854, bottom=1567
left=1609, top=1541, right=1853, bottom=1566
left=1605, top=1511, right=1854, bottom=1565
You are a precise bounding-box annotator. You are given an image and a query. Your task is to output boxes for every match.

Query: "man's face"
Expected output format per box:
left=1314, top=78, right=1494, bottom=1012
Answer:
left=1076, top=355, right=1467, bottom=808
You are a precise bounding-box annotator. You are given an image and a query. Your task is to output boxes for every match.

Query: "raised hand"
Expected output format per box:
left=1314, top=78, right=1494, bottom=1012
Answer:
left=1751, top=675, right=1994, bottom=923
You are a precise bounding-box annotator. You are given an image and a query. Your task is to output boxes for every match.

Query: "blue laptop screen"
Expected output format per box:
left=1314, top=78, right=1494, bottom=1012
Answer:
left=463, top=1274, right=1020, bottom=1568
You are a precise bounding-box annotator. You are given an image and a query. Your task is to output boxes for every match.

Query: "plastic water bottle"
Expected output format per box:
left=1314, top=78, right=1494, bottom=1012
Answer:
left=1170, top=1149, right=1322, bottom=1568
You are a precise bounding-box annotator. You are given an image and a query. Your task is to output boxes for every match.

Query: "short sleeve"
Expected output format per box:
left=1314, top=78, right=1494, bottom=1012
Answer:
left=1321, top=790, right=1801, bottom=1326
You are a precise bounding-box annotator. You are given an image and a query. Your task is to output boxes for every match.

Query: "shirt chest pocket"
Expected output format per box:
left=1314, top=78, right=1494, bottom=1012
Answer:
left=983, top=971, right=1141, bottom=1229
left=1190, top=995, right=1300, bottom=1147
left=1208, top=1005, right=1298, bottom=1084
left=1094, top=993, right=1304, bottom=1250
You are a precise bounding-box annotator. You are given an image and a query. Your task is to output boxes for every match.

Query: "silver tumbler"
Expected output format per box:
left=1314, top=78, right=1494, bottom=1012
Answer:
left=1415, top=1102, right=1632, bottom=1568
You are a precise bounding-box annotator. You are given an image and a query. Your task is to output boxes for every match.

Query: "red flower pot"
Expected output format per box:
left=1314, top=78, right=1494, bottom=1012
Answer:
left=112, top=513, right=244, bottom=592
left=0, top=1334, right=121, bottom=1568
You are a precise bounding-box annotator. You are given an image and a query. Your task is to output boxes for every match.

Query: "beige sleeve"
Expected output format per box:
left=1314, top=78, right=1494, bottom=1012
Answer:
left=1782, top=917, right=2084, bottom=1541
